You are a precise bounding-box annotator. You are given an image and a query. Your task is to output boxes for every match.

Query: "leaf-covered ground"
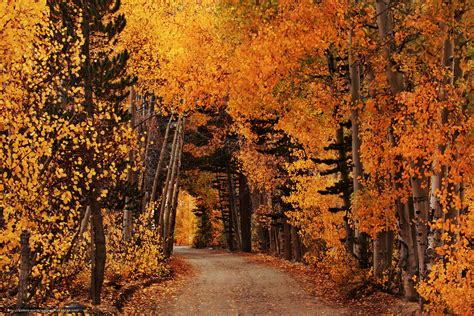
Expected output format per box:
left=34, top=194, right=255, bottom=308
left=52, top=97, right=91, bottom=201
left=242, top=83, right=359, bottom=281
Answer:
left=51, top=256, right=194, bottom=314
left=238, top=252, right=420, bottom=315
left=118, top=247, right=418, bottom=315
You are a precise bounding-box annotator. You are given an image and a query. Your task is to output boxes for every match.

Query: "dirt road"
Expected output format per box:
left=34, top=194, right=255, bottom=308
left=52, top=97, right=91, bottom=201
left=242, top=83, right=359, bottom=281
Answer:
left=157, top=246, right=346, bottom=315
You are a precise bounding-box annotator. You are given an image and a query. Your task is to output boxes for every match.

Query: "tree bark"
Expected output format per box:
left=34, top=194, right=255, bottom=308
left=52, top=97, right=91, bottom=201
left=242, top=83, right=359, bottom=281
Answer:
left=427, top=28, right=464, bottom=271
left=442, top=33, right=463, bottom=229
left=389, top=132, right=418, bottom=300
left=375, top=0, right=405, bottom=94
left=17, top=230, right=31, bottom=309
left=411, top=172, right=429, bottom=277
left=80, top=205, right=91, bottom=236
left=269, top=225, right=276, bottom=255
left=374, top=230, right=394, bottom=279
left=81, top=12, right=106, bottom=305
left=257, top=224, right=269, bottom=251
left=283, top=219, right=292, bottom=261
left=158, top=118, right=180, bottom=237
left=123, top=86, right=137, bottom=242
left=227, top=168, right=241, bottom=250
left=375, top=0, right=418, bottom=300
left=275, top=222, right=282, bottom=256
left=226, top=203, right=235, bottom=251
left=151, top=116, right=173, bottom=204
left=90, top=198, right=106, bottom=305
left=349, top=24, right=369, bottom=268
left=399, top=198, right=419, bottom=301
left=166, top=182, right=179, bottom=254
left=217, top=177, right=234, bottom=251
left=162, top=119, right=182, bottom=244
left=239, top=173, right=252, bottom=252
left=336, top=125, right=354, bottom=253
left=290, top=226, right=303, bottom=262
left=139, top=97, right=155, bottom=194
left=165, top=118, right=185, bottom=257
left=251, top=189, right=269, bottom=251
left=141, top=191, right=149, bottom=215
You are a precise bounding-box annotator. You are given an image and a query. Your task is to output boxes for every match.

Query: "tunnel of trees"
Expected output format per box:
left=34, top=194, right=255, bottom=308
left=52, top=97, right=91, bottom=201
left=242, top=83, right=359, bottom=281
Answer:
left=0, top=0, right=472, bottom=314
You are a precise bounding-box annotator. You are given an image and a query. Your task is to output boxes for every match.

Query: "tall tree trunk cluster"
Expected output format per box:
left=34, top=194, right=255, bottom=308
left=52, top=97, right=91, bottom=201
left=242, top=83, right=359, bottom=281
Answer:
left=160, top=118, right=186, bottom=257
left=213, top=170, right=304, bottom=261
left=212, top=170, right=254, bottom=253
left=324, top=0, right=469, bottom=304
left=266, top=215, right=303, bottom=262
left=122, top=100, right=186, bottom=258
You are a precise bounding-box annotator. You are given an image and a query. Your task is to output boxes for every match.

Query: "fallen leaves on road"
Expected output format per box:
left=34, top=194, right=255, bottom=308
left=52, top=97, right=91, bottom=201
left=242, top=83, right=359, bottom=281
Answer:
left=121, top=255, right=196, bottom=314
left=239, top=252, right=419, bottom=315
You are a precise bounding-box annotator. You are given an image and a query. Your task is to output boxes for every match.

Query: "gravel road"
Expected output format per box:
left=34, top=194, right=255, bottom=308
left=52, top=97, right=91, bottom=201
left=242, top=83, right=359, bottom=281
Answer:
left=158, top=246, right=346, bottom=316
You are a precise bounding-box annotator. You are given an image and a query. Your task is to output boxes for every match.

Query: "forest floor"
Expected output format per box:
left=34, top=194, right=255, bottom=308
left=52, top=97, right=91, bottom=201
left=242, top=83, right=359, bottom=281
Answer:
left=121, top=246, right=419, bottom=315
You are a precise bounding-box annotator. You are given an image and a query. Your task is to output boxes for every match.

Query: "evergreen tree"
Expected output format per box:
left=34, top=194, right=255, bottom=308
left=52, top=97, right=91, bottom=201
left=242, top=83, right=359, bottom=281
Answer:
left=192, top=204, right=213, bottom=249
left=46, top=0, right=136, bottom=305
left=312, top=122, right=354, bottom=253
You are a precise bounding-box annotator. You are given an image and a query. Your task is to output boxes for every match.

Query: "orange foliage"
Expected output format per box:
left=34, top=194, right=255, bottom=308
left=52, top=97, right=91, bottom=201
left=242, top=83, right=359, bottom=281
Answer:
left=1, top=0, right=472, bottom=313
left=174, top=191, right=198, bottom=246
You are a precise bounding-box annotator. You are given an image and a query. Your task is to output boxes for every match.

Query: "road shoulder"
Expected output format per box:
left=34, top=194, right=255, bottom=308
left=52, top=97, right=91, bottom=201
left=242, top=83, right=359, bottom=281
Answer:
left=239, top=252, right=419, bottom=315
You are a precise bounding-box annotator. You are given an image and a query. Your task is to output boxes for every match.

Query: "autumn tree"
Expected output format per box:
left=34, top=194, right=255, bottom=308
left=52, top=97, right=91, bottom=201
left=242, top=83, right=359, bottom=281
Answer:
left=1, top=0, right=472, bottom=313
left=41, top=0, right=136, bottom=305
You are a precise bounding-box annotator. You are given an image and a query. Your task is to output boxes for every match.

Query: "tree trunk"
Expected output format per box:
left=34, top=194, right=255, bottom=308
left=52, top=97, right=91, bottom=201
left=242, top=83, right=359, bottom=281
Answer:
left=251, top=189, right=269, bottom=251
left=375, top=0, right=405, bottom=94
left=80, top=205, right=91, bottom=236
left=283, top=219, right=292, bottom=261
left=151, top=116, right=173, bottom=205
left=139, top=97, right=154, bottom=194
left=428, top=39, right=453, bottom=244
left=275, top=223, right=282, bottom=256
left=385, top=230, right=394, bottom=272
left=374, top=230, right=393, bottom=279
left=269, top=225, right=276, bottom=255
left=428, top=34, right=463, bottom=259
left=399, top=198, right=419, bottom=301
left=90, top=198, right=106, bottom=305
left=165, top=118, right=185, bottom=257
left=411, top=173, right=429, bottom=277
left=166, top=179, right=179, bottom=257
left=257, top=224, right=269, bottom=251
left=442, top=32, right=463, bottom=231
left=227, top=168, right=241, bottom=250
left=239, top=174, right=252, bottom=252
left=375, top=0, right=420, bottom=301
left=123, top=86, right=137, bottom=242
left=373, top=233, right=383, bottom=279
left=226, top=205, right=235, bottom=251
left=122, top=191, right=133, bottom=242
left=81, top=14, right=106, bottom=305
left=349, top=25, right=369, bottom=268
left=17, top=230, right=31, bottom=309
left=336, top=125, right=354, bottom=253
left=217, top=178, right=234, bottom=251
left=291, top=226, right=303, bottom=262
left=390, top=133, right=418, bottom=300
left=162, top=119, right=181, bottom=245
left=141, top=191, right=149, bottom=215
left=428, top=168, right=445, bottom=269
left=158, top=118, right=180, bottom=237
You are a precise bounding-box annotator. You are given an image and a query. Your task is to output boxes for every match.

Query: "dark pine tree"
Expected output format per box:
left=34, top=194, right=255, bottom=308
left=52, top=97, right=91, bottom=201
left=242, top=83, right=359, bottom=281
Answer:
left=192, top=203, right=213, bottom=249
left=312, top=121, right=354, bottom=253
left=47, top=0, right=136, bottom=305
